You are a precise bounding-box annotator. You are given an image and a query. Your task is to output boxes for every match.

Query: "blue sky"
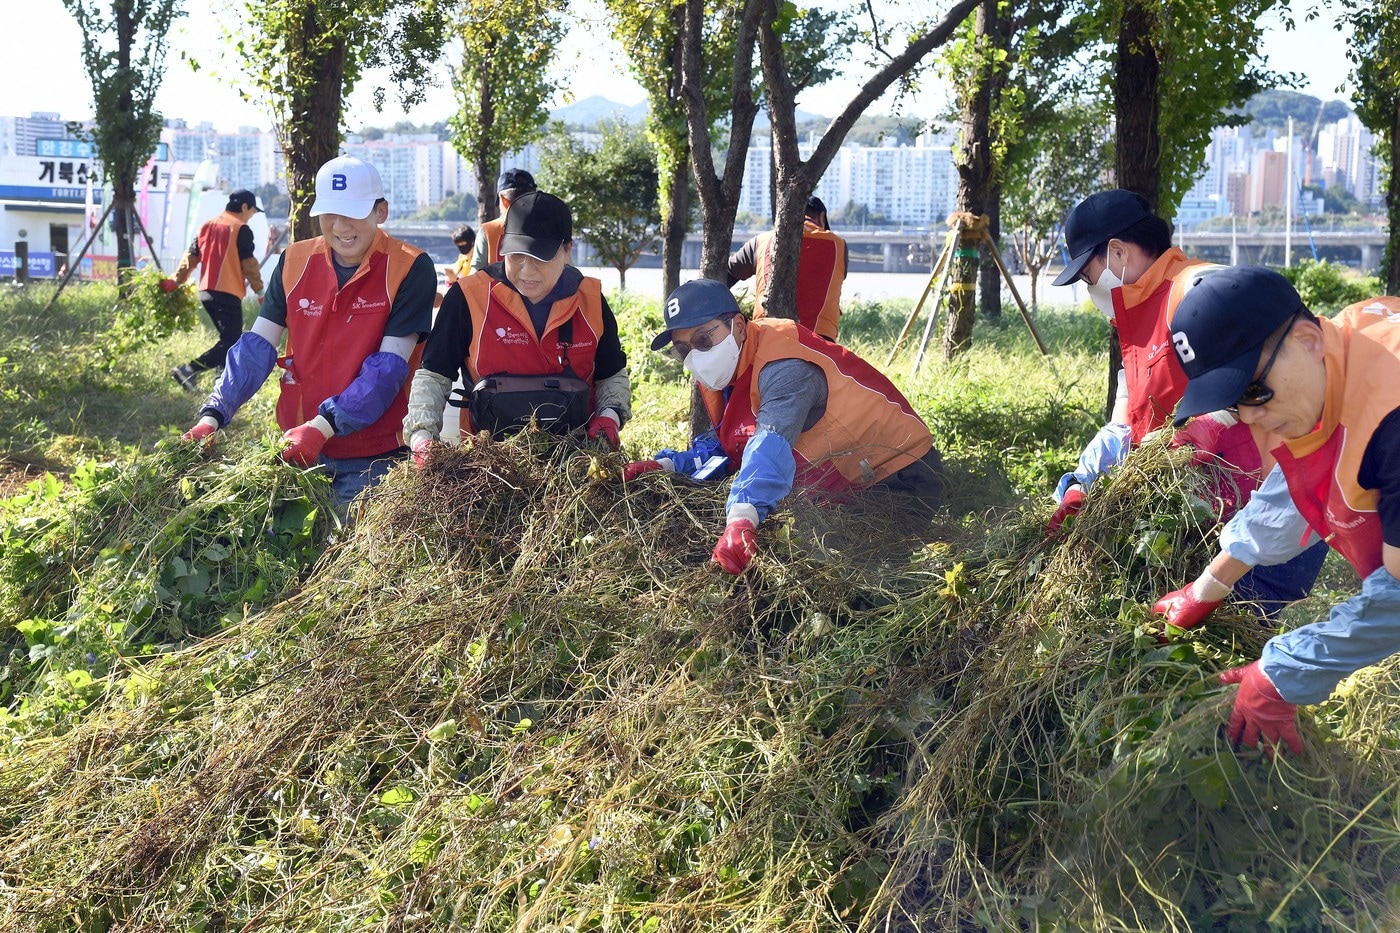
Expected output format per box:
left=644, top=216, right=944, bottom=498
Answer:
left=12, top=0, right=1355, bottom=135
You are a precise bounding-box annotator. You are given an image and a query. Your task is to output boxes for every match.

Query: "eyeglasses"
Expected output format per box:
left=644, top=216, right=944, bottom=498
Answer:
left=665, top=317, right=733, bottom=361
left=1231, top=307, right=1302, bottom=410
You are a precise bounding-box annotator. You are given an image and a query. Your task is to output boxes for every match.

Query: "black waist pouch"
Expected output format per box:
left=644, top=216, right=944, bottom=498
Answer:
left=464, top=372, right=592, bottom=440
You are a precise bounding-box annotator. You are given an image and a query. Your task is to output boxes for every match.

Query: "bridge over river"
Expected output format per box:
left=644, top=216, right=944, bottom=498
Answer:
left=385, top=222, right=1389, bottom=275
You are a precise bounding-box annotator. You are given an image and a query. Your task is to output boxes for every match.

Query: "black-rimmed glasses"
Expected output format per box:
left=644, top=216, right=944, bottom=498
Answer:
left=1231, top=307, right=1302, bottom=410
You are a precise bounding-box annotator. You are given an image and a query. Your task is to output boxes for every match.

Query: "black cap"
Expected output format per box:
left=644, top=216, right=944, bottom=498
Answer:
left=652, top=279, right=741, bottom=350
left=805, top=195, right=827, bottom=215
left=1169, top=265, right=1305, bottom=425
left=500, top=191, right=571, bottom=261
left=1052, top=189, right=1153, bottom=286
left=496, top=168, right=537, bottom=198
left=227, top=189, right=262, bottom=213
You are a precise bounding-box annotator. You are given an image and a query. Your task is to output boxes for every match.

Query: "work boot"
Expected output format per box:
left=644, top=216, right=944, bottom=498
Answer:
left=170, top=363, right=200, bottom=393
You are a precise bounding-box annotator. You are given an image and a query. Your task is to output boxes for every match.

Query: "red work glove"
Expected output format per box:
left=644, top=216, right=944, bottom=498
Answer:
left=182, top=420, right=217, bottom=443
left=280, top=419, right=330, bottom=467
left=1046, top=486, right=1087, bottom=535
left=411, top=435, right=438, bottom=470
left=622, top=460, right=664, bottom=482
left=586, top=414, right=620, bottom=449
left=1171, top=415, right=1229, bottom=466
left=1152, top=585, right=1223, bottom=631
left=711, top=518, right=758, bottom=574
left=159, top=278, right=178, bottom=293
left=1220, top=660, right=1303, bottom=757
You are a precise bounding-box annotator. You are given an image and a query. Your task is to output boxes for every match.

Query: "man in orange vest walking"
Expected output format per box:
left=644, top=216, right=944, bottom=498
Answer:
left=727, top=196, right=848, bottom=342
left=181, top=157, right=436, bottom=510
left=1154, top=266, right=1400, bottom=757
left=167, top=189, right=265, bottom=392
left=625, top=278, right=943, bottom=574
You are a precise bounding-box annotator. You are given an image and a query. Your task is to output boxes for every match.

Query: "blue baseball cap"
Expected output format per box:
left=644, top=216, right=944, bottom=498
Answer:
left=1053, top=189, right=1154, bottom=286
left=1169, top=265, right=1305, bottom=425
left=651, top=279, right=741, bottom=351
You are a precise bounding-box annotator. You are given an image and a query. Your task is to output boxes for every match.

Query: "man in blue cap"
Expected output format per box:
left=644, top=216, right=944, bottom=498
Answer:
left=1047, top=190, right=1327, bottom=618
left=1154, top=264, right=1400, bottom=756
left=624, top=278, right=943, bottom=574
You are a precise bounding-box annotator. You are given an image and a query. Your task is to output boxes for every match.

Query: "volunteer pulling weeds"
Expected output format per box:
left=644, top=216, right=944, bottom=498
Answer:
left=404, top=190, right=631, bottom=459
left=1156, top=266, right=1400, bottom=757
left=1047, top=189, right=1326, bottom=615
left=182, top=156, right=435, bottom=510
left=627, top=278, right=944, bottom=574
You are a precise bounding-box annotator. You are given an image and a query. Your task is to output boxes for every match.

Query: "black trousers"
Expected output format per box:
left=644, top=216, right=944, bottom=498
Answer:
left=192, top=290, right=245, bottom=371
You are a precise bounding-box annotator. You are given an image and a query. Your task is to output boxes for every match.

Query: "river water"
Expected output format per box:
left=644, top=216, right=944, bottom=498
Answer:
left=574, top=265, right=1070, bottom=308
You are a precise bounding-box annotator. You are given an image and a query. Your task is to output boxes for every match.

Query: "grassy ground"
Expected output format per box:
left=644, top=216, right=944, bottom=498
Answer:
left=1, top=276, right=1397, bottom=931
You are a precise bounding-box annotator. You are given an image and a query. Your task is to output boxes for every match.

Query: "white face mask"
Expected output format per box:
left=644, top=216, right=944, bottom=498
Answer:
left=685, top=332, right=741, bottom=391
left=1086, top=258, right=1126, bottom=320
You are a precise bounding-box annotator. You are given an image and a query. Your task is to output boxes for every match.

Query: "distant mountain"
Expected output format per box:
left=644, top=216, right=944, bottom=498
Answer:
left=552, top=96, right=649, bottom=126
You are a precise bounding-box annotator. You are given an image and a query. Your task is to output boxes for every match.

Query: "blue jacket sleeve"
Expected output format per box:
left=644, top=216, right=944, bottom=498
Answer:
left=656, top=431, right=725, bottom=478
left=1220, top=464, right=1317, bottom=566
left=1055, top=421, right=1131, bottom=500
left=726, top=427, right=796, bottom=524
left=1262, top=565, right=1400, bottom=705
left=200, top=331, right=278, bottom=427
left=318, top=351, right=410, bottom=435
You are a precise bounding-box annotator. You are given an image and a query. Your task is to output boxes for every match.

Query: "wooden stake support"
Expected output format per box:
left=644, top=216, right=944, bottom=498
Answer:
left=887, top=212, right=1051, bottom=375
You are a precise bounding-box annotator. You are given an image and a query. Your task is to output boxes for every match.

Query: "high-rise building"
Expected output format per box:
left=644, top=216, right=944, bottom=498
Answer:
left=0, top=112, right=78, bottom=158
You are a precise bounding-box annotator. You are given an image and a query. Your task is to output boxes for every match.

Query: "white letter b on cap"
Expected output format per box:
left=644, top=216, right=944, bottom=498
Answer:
left=666, top=296, right=680, bottom=320
left=1172, top=331, right=1195, bottom=363
left=332, top=173, right=348, bottom=191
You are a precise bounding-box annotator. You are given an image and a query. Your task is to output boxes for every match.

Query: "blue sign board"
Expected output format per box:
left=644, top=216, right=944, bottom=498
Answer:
left=36, top=139, right=167, bottom=162
left=0, top=185, right=101, bottom=203
left=0, top=252, right=57, bottom=276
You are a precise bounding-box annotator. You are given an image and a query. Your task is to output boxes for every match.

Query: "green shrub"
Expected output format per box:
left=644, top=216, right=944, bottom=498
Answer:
left=1277, top=259, right=1383, bottom=315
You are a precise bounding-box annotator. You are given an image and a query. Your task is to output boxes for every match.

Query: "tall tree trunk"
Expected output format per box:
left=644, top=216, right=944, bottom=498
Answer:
left=660, top=157, right=689, bottom=299
left=980, top=189, right=1002, bottom=320
left=285, top=6, right=346, bottom=243
left=115, top=4, right=136, bottom=274
left=681, top=0, right=760, bottom=281
left=1111, top=0, right=1159, bottom=419
left=945, top=0, right=994, bottom=359
left=680, top=0, right=762, bottom=436
left=1114, top=0, right=1160, bottom=211
left=475, top=58, right=500, bottom=225
left=1386, top=97, right=1400, bottom=293
left=659, top=8, right=690, bottom=301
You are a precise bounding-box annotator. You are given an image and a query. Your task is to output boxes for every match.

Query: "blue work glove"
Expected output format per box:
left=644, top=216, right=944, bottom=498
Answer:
left=1055, top=421, right=1131, bottom=500
left=656, top=431, right=725, bottom=478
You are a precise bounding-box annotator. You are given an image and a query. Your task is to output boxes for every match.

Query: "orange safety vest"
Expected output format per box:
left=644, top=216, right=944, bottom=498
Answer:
left=1271, top=298, right=1400, bottom=578
left=275, top=230, right=425, bottom=459
left=699, top=318, right=932, bottom=491
left=752, top=220, right=846, bottom=341
left=1118, top=251, right=1262, bottom=509
left=481, top=217, right=506, bottom=266
left=197, top=211, right=250, bottom=296
left=458, top=271, right=605, bottom=434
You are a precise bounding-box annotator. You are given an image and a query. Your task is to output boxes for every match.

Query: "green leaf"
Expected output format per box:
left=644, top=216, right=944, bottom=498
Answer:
left=380, top=786, right=416, bottom=806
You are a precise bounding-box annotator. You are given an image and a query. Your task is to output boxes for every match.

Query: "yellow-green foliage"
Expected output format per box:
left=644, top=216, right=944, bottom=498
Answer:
left=0, top=285, right=1397, bottom=931
left=0, top=431, right=1397, bottom=931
